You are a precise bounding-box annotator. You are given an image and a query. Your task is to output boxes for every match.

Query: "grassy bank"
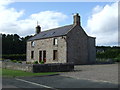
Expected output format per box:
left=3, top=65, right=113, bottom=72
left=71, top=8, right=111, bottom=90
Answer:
left=1, top=68, right=58, bottom=77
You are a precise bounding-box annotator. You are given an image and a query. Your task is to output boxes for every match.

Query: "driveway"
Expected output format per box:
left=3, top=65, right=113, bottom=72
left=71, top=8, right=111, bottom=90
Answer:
left=60, top=63, right=118, bottom=84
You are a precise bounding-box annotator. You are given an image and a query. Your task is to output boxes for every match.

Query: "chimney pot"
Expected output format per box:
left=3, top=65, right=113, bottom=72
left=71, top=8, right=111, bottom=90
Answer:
left=36, top=25, right=41, bottom=34
left=73, top=13, right=80, bottom=26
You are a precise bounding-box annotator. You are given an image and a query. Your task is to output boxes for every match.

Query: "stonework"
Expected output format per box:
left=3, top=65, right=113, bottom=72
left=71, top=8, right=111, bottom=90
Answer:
left=27, top=36, right=67, bottom=64
left=27, top=13, right=96, bottom=65
left=67, top=25, right=89, bottom=64
left=2, top=61, right=74, bottom=73
left=66, top=25, right=96, bottom=64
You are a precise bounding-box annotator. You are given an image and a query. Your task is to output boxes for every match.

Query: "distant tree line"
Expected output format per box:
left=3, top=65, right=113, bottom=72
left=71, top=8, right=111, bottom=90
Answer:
left=2, top=34, right=32, bottom=54
left=96, top=46, right=120, bottom=62
left=2, top=34, right=32, bottom=60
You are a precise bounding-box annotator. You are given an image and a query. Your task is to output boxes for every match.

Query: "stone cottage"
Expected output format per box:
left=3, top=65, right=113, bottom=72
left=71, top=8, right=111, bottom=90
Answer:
left=27, top=13, right=96, bottom=64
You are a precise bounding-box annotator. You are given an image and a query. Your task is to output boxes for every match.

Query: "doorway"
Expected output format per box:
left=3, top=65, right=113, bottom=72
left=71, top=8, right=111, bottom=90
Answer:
left=39, top=51, right=42, bottom=62
left=39, top=50, right=46, bottom=63
left=43, top=50, right=46, bottom=62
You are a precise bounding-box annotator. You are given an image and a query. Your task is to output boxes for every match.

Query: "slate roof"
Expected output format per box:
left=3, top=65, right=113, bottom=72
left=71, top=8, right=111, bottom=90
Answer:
left=28, top=24, right=73, bottom=41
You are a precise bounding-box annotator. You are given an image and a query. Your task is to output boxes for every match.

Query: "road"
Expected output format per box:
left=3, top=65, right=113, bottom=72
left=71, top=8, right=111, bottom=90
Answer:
left=2, top=75, right=118, bottom=89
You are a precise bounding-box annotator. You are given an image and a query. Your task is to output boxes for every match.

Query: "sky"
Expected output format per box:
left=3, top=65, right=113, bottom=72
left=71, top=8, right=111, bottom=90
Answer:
left=0, top=0, right=119, bottom=46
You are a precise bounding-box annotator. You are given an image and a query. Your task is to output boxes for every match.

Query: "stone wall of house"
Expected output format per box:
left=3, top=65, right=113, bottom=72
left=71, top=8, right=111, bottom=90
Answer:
left=67, top=25, right=95, bottom=64
left=27, top=36, right=67, bottom=64
left=2, top=61, right=74, bottom=73
left=88, top=37, right=96, bottom=63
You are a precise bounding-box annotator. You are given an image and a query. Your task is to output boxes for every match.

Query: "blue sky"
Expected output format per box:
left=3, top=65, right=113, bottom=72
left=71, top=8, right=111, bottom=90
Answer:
left=7, top=2, right=113, bottom=27
left=0, top=1, right=118, bottom=46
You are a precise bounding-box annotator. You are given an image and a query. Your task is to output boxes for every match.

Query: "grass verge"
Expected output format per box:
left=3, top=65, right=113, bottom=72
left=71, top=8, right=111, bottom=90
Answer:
left=1, top=68, right=58, bottom=77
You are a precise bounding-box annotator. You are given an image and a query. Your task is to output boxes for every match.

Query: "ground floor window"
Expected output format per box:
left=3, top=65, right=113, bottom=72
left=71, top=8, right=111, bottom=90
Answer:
left=53, top=50, right=58, bottom=60
left=31, top=51, right=34, bottom=59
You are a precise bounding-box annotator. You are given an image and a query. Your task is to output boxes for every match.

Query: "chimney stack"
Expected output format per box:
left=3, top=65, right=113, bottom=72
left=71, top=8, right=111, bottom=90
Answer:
left=73, top=13, right=81, bottom=26
left=36, top=25, right=41, bottom=34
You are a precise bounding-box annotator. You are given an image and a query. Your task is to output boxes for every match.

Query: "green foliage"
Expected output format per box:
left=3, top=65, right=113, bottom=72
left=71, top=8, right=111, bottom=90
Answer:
left=34, top=61, right=39, bottom=64
left=9, top=60, right=22, bottom=63
left=40, top=61, right=44, bottom=64
left=113, top=54, right=120, bottom=62
left=97, top=48, right=120, bottom=58
left=11, top=60, right=17, bottom=63
left=33, top=61, right=44, bottom=64
left=2, top=34, right=32, bottom=55
left=32, top=61, right=45, bottom=64
left=0, top=58, right=3, bottom=61
left=2, top=54, right=26, bottom=61
left=18, top=61, right=22, bottom=63
left=26, top=62, right=32, bottom=64
left=113, top=58, right=120, bottom=62
left=96, top=46, right=120, bottom=62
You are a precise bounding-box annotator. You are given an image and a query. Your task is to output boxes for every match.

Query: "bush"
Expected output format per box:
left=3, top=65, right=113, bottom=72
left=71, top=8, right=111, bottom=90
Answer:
left=2, top=54, right=26, bottom=61
left=34, top=61, right=38, bottom=64
left=96, top=58, right=113, bottom=64
left=96, top=48, right=120, bottom=63
left=96, top=49, right=120, bottom=59
left=11, top=60, right=17, bottom=63
left=18, top=61, right=22, bottom=63
left=26, top=62, right=32, bottom=64
left=0, top=58, right=4, bottom=61
left=113, top=54, right=120, bottom=62
left=40, top=61, right=44, bottom=64
left=113, top=58, right=120, bottom=62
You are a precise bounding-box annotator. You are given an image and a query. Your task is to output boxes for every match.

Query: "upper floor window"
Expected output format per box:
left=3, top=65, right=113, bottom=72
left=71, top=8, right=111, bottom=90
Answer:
left=53, top=38, right=58, bottom=45
left=31, top=41, right=35, bottom=47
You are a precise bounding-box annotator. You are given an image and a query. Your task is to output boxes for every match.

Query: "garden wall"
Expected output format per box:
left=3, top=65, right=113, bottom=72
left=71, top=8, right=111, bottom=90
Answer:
left=2, top=61, right=74, bottom=73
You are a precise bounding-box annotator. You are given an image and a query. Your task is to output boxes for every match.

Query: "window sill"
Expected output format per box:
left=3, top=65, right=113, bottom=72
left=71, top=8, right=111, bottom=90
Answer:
left=53, top=45, right=58, bottom=47
left=53, top=59, right=58, bottom=61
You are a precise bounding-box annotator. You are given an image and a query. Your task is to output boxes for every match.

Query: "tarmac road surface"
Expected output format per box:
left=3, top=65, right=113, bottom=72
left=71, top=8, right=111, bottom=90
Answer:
left=2, top=75, right=118, bottom=89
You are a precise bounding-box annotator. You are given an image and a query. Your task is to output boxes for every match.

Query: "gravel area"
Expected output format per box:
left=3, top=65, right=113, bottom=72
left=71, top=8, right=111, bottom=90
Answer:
left=60, top=64, right=119, bottom=84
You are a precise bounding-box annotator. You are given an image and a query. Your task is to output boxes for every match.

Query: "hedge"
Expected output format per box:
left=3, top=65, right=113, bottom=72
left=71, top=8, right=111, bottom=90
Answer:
left=96, top=49, right=120, bottom=59
left=2, top=54, right=26, bottom=61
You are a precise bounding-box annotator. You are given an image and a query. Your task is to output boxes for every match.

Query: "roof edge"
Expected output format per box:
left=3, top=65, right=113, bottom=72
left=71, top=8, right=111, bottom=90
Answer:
left=40, top=24, right=73, bottom=33
left=27, top=35, right=67, bottom=41
left=27, top=24, right=73, bottom=41
left=88, top=36, right=96, bottom=39
left=65, top=24, right=76, bottom=35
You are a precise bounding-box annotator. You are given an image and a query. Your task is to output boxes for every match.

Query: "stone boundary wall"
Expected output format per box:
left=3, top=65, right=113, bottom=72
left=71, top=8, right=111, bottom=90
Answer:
left=2, top=61, right=33, bottom=72
left=2, top=61, right=74, bottom=73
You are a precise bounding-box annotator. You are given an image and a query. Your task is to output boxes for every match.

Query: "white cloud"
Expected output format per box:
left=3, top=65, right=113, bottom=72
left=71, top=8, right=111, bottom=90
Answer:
left=92, top=5, right=103, bottom=13
left=17, top=11, right=67, bottom=36
left=85, top=2, right=118, bottom=46
left=0, top=0, right=13, bottom=6
left=0, top=0, right=67, bottom=36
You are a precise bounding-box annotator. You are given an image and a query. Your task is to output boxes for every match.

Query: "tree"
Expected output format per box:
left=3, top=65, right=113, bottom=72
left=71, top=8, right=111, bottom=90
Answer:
left=2, top=34, right=32, bottom=55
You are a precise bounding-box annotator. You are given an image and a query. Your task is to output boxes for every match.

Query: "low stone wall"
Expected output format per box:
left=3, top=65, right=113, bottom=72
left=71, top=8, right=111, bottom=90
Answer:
left=2, top=61, right=74, bottom=73
left=33, top=63, right=74, bottom=73
left=2, top=61, right=33, bottom=72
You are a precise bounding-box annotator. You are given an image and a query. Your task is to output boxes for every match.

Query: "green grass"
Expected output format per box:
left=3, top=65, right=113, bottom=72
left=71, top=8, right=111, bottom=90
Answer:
left=1, top=68, right=58, bottom=77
